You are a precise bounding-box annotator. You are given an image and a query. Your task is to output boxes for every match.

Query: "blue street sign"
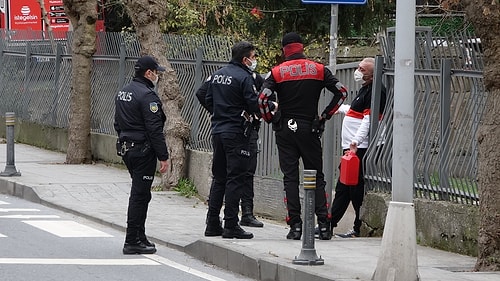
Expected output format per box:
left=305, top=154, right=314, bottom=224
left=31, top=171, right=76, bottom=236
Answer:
left=302, top=0, right=367, bottom=4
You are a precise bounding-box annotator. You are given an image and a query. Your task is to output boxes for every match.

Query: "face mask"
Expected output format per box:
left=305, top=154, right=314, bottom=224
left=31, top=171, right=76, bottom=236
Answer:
left=247, top=58, right=257, bottom=71
left=353, top=69, right=364, bottom=82
left=150, top=71, right=159, bottom=86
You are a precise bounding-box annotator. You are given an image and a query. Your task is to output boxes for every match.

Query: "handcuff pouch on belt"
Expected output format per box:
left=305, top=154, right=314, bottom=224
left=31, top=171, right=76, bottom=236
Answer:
left=252, top=118, right=261, bottom=132
left=241, top=110, right=254, bottom=137
left=116, top=140, right=139, bottom=156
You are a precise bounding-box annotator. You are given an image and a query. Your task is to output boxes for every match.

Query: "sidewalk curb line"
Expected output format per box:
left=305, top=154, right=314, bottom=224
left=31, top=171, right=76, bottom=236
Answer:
left=1, top=178, right=336, bottom=281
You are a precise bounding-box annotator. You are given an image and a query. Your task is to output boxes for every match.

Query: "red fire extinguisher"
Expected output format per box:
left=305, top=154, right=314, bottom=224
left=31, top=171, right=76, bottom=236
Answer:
left=340, top=150, right=360, bottom=185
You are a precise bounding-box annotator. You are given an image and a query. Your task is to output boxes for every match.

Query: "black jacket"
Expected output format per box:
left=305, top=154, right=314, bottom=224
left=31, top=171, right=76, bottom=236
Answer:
left=259, top=56, right=348, bottom=123
left=197, top=61, right=260, bottom=135
left=114, top=76, right=169, bottom=161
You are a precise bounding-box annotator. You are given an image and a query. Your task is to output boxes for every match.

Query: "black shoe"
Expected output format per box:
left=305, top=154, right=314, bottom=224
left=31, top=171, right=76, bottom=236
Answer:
left=318, top=221, right=332, bottom=240
left=240, top=214, right=264, bottom=227
left=123, top=241, right=157, bottom=255
left=222, top=225, right=254, bottom=239
left=204, top=223, right=223, bottom=237
left=140, top=238, right=155, bottom=247
left=286, top=222, right=302, bottom=240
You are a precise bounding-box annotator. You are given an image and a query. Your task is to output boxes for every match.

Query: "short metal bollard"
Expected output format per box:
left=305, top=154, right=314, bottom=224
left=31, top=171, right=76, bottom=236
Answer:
left=1, top=112, right=21, bottom=177
left=293, top=169, right=324, bottom=265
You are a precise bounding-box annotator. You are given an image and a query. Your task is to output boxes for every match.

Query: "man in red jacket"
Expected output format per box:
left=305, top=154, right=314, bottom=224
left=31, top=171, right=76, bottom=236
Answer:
left=258, top=32, right=347, bottom=240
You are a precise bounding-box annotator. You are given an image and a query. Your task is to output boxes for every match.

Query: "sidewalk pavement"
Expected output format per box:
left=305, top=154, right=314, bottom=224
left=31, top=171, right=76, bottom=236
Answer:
left=0, top=143, right=499, bottom=281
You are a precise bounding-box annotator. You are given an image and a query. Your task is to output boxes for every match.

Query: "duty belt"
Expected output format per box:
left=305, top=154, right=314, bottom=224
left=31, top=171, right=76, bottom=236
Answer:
left=117, top=140, right=143, bottom=156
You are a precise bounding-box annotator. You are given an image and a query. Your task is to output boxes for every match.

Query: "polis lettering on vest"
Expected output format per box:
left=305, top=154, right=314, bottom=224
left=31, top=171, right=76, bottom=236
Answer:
left=279, top=62, right=318, bottom=78
left=212, top=75, right=232, bottom=85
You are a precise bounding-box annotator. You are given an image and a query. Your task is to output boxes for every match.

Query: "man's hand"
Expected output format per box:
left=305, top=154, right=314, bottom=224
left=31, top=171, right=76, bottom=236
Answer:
left=349, top=142, right=358, bottom=153
left=271, top=101, right=279, bottom=114
left=159, top=160, right=169, bottom=174
left=312, top=116, right=326, bottom=138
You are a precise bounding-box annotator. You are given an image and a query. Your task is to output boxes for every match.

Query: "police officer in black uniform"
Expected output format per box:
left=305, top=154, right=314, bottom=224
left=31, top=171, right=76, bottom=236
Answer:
left=239, top=72, right=265, bottom=228
left=114, top=55, right=169, bottom=254
left=258, top=32, right=348, bottom=240
left=196, top=71, right=265, bottom=228
left=199, top=41, right=269, bottom=239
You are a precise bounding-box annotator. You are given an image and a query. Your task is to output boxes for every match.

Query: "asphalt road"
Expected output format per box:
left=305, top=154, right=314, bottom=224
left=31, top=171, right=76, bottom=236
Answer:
left=0, top=195, right=255, bottom=281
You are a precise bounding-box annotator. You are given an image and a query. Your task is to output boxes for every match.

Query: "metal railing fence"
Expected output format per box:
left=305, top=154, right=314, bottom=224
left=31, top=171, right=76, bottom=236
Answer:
left=0, top=28, right=485, bottom=205
left=0, top=29, right=232, bottom=139
left=365, top=27, right=484, bottom=205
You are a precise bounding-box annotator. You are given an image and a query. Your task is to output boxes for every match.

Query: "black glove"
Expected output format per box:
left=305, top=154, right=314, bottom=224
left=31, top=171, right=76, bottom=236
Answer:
left=312, top=116, right=326, bottom=138
left=271, top=111, right=282, bottom=132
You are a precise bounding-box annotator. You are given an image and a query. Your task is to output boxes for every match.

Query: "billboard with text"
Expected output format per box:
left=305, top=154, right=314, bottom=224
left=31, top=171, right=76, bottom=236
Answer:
left=9, top=0, right=41, bottom=31
left=7, top=0, right=69, bottom=32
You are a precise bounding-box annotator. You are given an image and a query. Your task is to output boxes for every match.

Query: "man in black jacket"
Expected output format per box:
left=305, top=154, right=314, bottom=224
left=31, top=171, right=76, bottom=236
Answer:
left=199, top=41, right=270, bottom=239
left=239, top=72, right=265, bottom=228
left=196, top=72, right=265, bottom=228
left=114, top=55, right=169, bottom=254
left=330, top=57, right=387, bottom=238
left=258, top=32, right=348, bottom=240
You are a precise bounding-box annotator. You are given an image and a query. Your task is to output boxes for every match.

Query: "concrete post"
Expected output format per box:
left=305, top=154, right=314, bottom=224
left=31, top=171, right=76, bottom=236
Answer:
left=293, top=169, right=324, bottom=265
left=373, top=1, right=419, bottom=280
left=1, top=112, right=21, bottom=177
left=372, top=202, right=419, bottom=281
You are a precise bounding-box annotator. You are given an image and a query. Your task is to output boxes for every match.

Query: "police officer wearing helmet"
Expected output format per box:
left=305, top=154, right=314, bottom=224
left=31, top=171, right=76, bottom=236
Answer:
left=258, top=32, right=348, bottom=241
left=114, top=55, right=169, bottom=254
left=201, top=41, right=270, bottom=239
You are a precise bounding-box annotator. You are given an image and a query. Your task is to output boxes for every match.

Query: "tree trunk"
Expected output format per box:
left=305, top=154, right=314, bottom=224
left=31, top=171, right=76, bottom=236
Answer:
left=37, top=0, right=56, bottom=52
left=63, top=0, right=97, bottom=164
left=454, top=0, right=500, bottom=271
left=476, top=89, right=500, bottom=271
left=124, top=0, right=190, bottom=189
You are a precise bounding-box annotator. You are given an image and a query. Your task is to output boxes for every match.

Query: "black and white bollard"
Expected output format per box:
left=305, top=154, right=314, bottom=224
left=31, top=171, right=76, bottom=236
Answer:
left=1, top=112, right=21, bottom=177
left=293, top=169, right=324, bottom=265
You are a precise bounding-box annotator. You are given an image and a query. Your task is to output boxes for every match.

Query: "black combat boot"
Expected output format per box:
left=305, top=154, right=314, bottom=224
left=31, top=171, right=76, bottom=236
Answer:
left=239, top=206, right=264, bottom=227
left=123, top=239, right=156, bottom=255
left=138, top=226, right=156, bottom=247
left=222, top=225, right=254, bottom=239
left=286, top=222, right=302, bottom=240
left=318, top=220, right=332, bottom=240
left=204, top=216, right=223, bottom=237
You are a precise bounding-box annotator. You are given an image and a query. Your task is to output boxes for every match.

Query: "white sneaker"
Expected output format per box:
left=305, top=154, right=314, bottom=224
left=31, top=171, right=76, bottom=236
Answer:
left=336, top=229, right=359, bottom=238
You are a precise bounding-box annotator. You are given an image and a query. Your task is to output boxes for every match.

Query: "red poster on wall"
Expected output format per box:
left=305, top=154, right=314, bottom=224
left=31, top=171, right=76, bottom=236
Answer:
left=8, top=0, right=42, bottom=31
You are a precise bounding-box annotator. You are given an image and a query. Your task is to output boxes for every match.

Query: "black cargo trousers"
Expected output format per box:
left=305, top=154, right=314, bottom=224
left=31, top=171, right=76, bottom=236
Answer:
left=275, top=118, right=329, bottom=226
left=330, top=147, right=367, bottom=234
left=122, top=143, right=157, bottom=244
left=240, top=127, right=259, bottom=211
left=207, top=132, right=251, bottom=228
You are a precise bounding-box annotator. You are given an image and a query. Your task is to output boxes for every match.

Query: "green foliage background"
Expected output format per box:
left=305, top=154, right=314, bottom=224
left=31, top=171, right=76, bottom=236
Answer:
left=103, top=1, right=467, bottom=71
